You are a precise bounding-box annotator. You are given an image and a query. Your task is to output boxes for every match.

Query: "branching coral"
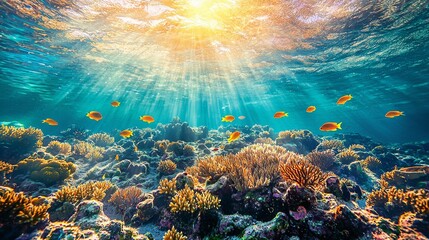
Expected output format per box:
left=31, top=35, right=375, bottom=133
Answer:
left=336, top=149, right=359, bottom=164
left=348, top=144, right=366, bottom=150
left=73, top=141, right=94, bottom=158
left=254, top=137, right=275, bottom=145
left=158, top=178, right=177, bottom=195
left=85, top=147, right=105, bottom=162
left=163, top=226, right=187, bottom=240
left=54, top=181, right=113, bottom=204
left=0, top=125, right=43, bottom=163
left=88, top=133, right=114, bottom=147
left=305, top=150, right=335, bottom=171
left=183, top=145, right=195, bottom=156
left=185, top=155, right=229, bottom=182
left=279, top=153, right=327, bottom=189
left=155, top=140, right=169, bottom=154
left=157, top=160, right=177, bottom=175
left=109, top=186, right=144, bottom=214
left=0, top=161, right=14, bottom=183
left=16, top=158, right=76, bottom=186
left=0, top=187, right=49, bottom=238
left=169, top=185, right=197, bottom=213
left=46, top=140, right=72, bottom=155
left=196, top=191, right=221, bottom=211
left=362, top=156, right=382, bottom=172
left=167, top=142, right=184, bottom=155
left=316, top=139, right=344, bottom=151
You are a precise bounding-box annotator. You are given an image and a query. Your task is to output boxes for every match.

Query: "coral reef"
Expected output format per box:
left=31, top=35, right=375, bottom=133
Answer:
left=46, top=140, right=72, bottom=155
left=163, top=226, right=187, bottom=240
left=157, top=160, right=177, bottom=175
left=88, top=133, right=114, bottom=147
left=316, top=139, right=344, bottom=152
left=54, top=181, right=113, bottom=204
left=0, top=160, right=14, bottom=183
left=0, top=125, right=43, bottom=163
left=362, top=156, right=382, bottom=172
left=109, top=186, right=144, bottom=214
left=159, top=178, right=177, bottom=195
left=336, top=148, right=359, bottom=164
left=15, top=158, right=76, bottom=186
left=169, top=185, right=197, bottom=214
left=305, top=150, right=335, bottom=171
left=72, top=141, right=94, bottom=158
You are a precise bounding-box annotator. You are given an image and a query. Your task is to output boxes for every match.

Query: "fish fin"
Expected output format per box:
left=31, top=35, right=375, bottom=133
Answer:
left=401, top=112, right=405, bottom=116
left=337, top=122, right=342, bottom=130
left=285, top=113, right=288, bottom=117
left=42, top=120, right=46, bottom=123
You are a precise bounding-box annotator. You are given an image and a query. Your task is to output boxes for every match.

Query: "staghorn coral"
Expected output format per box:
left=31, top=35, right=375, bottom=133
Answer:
left=279, top=153, right=327, bottom=189
left=169, top=185, right=197, bottom=213
left=85, top=147, right=105, bottom=161
left=157, top=160, right=177, bottom=175
left=305, top=150, right=335, bottom=171
left=158, top=178, right=177, bottom=195
left=254, top=137, right=275, bottom=145
left=54, top=181, right=113, bottom=204
left=88, top=133, right=114, bottom=147
left=0, top=125, right=43, bottom=163
left=46, top=140, right=72, bottom=155
left=0, top=187, right=49, bottom=238
left=185, top=155, right=229, bottom=182
left=195, top=191, right=221, bottom=212
left=362, top=156, right=382, bottom=172
left=336, top=148, right=359, bottom=164
left=73, top=141, right=94, bottom=158
left=109, top=186, right=144, bottom=214
left=183, top=145, right=195, bottom=156
left=316, top=139, right=344, bottom=151
left=0, top=161, right=14, bottom=183
left=163, top=226, right=187, bottom=240
left=16, top=158, right=76, bottom=186
left=348, top=144, right=366, bottom=150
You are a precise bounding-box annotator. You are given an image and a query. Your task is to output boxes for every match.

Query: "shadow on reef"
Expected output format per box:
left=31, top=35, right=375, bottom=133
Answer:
left=1, top=122, right=429, bottom=239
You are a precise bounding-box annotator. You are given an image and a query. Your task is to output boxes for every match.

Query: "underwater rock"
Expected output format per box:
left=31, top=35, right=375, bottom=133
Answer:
left=215, top=214, right=258, bottom=237
left=242, top=212, right=289, bottom=239
left=135, top=198, right=159, bottom=224
left=399, top=212, right=429, bottom=238
left=325, top=176, right=342, bottom=198
left=283, top=184, right=316, bottom=211
left=48, top=201, right=75, bottom=222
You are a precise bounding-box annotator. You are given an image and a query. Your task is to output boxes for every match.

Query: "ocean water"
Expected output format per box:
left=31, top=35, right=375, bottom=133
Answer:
left=1, top=0, right=429, bottom=143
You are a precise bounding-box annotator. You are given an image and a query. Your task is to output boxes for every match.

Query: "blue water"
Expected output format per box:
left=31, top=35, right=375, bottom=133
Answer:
left=1, top=0, right=429, bottom=143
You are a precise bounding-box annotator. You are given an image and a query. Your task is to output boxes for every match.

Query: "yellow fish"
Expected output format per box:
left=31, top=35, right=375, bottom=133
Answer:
left=102, top=174, right=106, bottom=180
left=120, top=130, right=133, bottom=138
left=385, top=111, right=404, bottom=118
left=115, top=154, right=119, bottom=161
left=111, top=101, right=120, bottom=107
left=42, top=118, right=58, bottom=126
left=320, top=122, right=342, bottom=131
left=134, top=145, right=138, bottom=152
left=228, top=131, right=240, bottom=142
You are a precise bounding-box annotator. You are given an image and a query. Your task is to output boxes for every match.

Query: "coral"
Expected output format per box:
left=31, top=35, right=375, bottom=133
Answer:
left=0, top=161, right=14, bottom=183
left=183, top=145, right=195, bottom=156
left=305, top=150, right=335, bottom=171
left=186, top=155, right=229, bottom=182
left=157, top=160, right=177, bottom=175
left=159, top=178, right=177, bottom=195
left=155, top=140, right=169, bottom=155
left=0, top=125, right=43, bottom=163
left=196, top=191, right=221, bottom=212
left=381, top=166, right=429, bottom=189
left=167, top=142, right=184, bottom=155
left=88, top=133, right=114, bottom=147
left=0, top=187, right=49, bottom=239
left=275, top=130, right=319, bottom=152
left=54, top=181, right=113, bottom=204
left=16, top=158, right=76, bottom=186
left=336, top=148, right=359, bottom=164
left=85, top=147, right=105, bottom=161
left=60, top=126, right=90, bottom=141
left=362, top=156, right=382, bottom=172
left=109, top=186, right=144, bottom=214
left=254, top=137, right=275, bottom=145
left=73, top=141, right=94, bottom=158
left=349, top=144, right=366, bottom=150
left=316, top=139, right=344, bottom=151
left=46, top=140, right=72, bottom=155
left=163, top=226, right=187, bottom=240
left=169, top=185, right=197, bottom=213
left=279, top=153, right=327, bottom=189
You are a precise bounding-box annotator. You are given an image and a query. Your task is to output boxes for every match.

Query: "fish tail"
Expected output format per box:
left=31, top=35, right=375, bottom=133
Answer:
left=221, top=117, right=226, bottom=122
left=401, top=112, right=405, bottom=116
left=337, top=122, right=342, bottom=130
left=42, top=120, right=45, bottom=123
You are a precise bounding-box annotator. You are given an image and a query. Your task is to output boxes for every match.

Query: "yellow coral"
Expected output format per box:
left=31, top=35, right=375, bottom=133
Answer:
left=349, top=144, right=365, bottom=150
left=362, top=156, right=382, bottom=172
left=46, top=140, right=72, bottom=155
left=157, top=160, right=177, bottom=175
left=155, top=140, right=169, bottom=154
left=54, top=181, right=113, bottom=203
left=305, top=150, right=335, bottom=171
left=109, top=186, right=144, bottom=214
left=317, top=139, right=344, bottom=151
left=85, top=147, right=105, bottom=161
left=88, top=133, right=114, bottom=147
left=16, top=158, right=76, bottom=186
left=196, top=191, right=221, bottom=211
left=183, top=145, right=195, bottom=156
left=73, top=141, right=94, bottom=158
left=163, top=226, right=187, bottom=240
left=0, top=161, right=14, bottom=174
left=0, top=126, right=43, bottom=163
left=169, top=185, right=197, bottom=213
left=158, top=178, right=177, bottom=195
left=279, top=153, right=326, bottom=189
left=336, top=149, right=359, bottom=164
left=185, top=155, right=229, bottom=181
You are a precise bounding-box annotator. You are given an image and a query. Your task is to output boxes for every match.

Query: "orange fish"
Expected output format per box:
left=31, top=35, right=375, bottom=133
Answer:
left=42, top=118, right=58, bottom=126
left=228, top=131, right=240, bottom=142
left=238, top=116, right=246, bottom=120
left=337, top=95, right=352, bottom=105
left=134, top=145, right=138, bottom=151
left=274, top=111, right=288, bottom=118
left=115, top=154, right=119, bottom=161
left=120, top=130, right=133, bottom=138
left=306, top=106, right=316, bottom=113
left=212, top=147, right=219, bottom=151
left=86, top=111, right=102, bottom=121
left=222, top=115, right=235, bottom=122
left=111, top=101, right=120, bottom=107
left=140, top=115, right=155, bottom=123
left=320, top=122, right=342, bottom=131
left=385, top=111, right=404, bottom=118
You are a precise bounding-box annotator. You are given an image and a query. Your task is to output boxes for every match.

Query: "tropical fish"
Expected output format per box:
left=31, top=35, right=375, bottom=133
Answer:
left=140, top=115, right=155, bottom=123
left=306, top=106, right=316, bottom=113
left=385, top=110, right=404, bottom=118
left=320, top=122, right=342, bottom=131
left=86, top=111, right=102, bottom=121
left=134, top=145, right=138, bottom=152
left=222, top=115, right=235, bottom=122
left=337, top=95, right=352, bottom=105
left=111, top=101, right=120, bottom=107
left=120, top=129, right=133, bottom=138
left=42, top=118, right=58, bottom=126
left=274, top=111, right=288, bottom=118
left=238, top=116, right=246, bottom=120
left=212, top=147, right=219, bottom=151
left=228, top=131, right=240, bottom=142
left=102, top=174, right=106, bottom=179
left=115, top=154, right=119, bottom=161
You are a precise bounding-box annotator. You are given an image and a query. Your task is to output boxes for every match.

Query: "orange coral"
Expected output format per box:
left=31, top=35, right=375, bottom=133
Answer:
left=54, top=181, right=112, bottom=203
left=336, top=149, right=359, bottom=164
left=88, top=133, right=114, bottom=147
left=316, top=139, right=344, bottom=151
left=109, top=186, right=144, bottom=214
left=185, top=155, right=229, bottom=181
left=157, top=160, right=177, bottom=175
left=158, top=178, right=177, bottom=195
left=169, top=185, right=197, bottom=213
left=46, top=140, right=72, bottom=155
left=196, top=191, right=221, bottom=211
left=305, top=150, right=335, bottom=171
left=362, top=156, right=382, bottom=172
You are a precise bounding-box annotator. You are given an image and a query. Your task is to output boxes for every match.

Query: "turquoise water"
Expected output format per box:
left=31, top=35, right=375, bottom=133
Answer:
left=1, top=0, right=429, bottom=143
